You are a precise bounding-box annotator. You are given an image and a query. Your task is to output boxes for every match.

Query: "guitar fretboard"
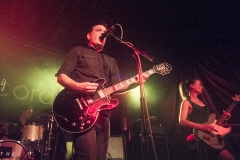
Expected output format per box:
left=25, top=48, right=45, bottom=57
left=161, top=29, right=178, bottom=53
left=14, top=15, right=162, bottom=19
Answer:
left=216, top=101, right=238, bottom=125
left=103, top=69, right=155, bottom=96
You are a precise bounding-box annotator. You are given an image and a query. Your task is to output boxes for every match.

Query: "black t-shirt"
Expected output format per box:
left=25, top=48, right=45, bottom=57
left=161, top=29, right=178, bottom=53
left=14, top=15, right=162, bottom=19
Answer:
left=56, top=46, right=121, bottom=117
left=56, top=46, right=120, bottom=87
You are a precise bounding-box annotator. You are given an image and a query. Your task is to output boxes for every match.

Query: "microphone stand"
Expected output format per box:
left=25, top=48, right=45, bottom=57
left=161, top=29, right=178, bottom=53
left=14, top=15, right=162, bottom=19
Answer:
left=43, top=114, right=54, bottom=160
left=111, top=34, right=158, bottom=160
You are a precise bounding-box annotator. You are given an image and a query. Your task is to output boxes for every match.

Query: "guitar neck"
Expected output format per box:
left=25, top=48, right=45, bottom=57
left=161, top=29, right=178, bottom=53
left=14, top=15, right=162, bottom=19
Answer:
left=216, top=101, right=238, bottom=125
left=103, top=69, right=155, bottom=95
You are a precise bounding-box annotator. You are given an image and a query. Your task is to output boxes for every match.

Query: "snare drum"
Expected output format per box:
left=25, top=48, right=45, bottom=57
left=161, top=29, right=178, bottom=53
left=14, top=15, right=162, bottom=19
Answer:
left=21, top=124, right=44, bottom=143
left=0, top=139, right=28, bottom=160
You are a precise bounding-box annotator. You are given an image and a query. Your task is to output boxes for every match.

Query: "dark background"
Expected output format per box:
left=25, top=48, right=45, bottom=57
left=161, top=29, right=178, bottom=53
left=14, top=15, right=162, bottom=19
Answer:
left=0, top=1, right=240, bottom=159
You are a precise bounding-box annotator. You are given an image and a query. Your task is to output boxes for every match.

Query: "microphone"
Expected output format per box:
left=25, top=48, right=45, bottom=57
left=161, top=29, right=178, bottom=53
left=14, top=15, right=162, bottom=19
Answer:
left=99, top=25, right=116, bottom=40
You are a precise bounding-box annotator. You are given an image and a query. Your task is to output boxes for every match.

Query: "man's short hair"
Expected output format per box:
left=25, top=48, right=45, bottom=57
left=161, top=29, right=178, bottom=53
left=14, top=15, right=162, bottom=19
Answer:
left=86, top=21, right=108, bottom=34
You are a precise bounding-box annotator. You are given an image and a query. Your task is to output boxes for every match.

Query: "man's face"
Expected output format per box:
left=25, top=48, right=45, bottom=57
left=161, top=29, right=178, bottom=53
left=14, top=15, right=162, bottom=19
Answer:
left=87, top=25, right=107, bottom=50
left=23, top=108, right=33, bottom=120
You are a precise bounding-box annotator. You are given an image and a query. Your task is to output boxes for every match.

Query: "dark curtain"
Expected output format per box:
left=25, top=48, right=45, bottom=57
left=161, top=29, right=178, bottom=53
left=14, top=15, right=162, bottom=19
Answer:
left=158, top=48, right=240, bottom=159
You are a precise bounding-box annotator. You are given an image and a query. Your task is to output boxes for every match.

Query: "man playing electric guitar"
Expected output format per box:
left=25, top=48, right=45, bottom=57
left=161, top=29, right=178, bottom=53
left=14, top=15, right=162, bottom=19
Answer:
left=54, top=22, right=150, bottom=160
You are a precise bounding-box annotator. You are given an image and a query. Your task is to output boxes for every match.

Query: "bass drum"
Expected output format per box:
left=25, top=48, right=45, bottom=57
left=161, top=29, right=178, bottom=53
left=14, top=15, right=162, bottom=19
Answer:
left=0, top=140, right=28, bottom=160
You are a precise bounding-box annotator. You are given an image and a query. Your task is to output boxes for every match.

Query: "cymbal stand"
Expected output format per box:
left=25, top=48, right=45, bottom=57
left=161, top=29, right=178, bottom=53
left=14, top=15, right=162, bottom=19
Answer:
left=43, top=114, right=54, bottom=160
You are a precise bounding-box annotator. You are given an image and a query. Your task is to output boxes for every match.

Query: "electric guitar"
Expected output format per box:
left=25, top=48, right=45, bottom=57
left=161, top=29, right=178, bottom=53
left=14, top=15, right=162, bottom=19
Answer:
left=194, top=95, right=240, bottom=149
left=52, top=62, right=172, bottom=133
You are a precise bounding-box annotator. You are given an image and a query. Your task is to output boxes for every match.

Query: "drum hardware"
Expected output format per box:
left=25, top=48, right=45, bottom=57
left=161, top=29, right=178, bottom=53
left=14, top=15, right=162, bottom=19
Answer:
left=25, top=145, right=43, bottom=160
left=43, top=113, right=54, bottom=160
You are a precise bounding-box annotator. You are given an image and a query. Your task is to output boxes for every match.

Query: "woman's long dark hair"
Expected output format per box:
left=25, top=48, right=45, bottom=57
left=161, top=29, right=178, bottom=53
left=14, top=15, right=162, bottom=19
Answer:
left=179, top=77, right=199, bottom=100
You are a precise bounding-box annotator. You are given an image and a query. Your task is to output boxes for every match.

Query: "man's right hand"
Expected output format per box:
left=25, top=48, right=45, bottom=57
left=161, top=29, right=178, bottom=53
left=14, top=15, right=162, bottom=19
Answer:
left=57, top=74, right=99, bottom=94
left=74, top=82, right=99, bottom=94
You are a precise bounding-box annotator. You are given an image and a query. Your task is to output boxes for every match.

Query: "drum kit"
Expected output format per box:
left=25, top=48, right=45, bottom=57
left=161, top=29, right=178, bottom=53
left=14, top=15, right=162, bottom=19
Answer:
left=0, top=110, right=55, bottom=160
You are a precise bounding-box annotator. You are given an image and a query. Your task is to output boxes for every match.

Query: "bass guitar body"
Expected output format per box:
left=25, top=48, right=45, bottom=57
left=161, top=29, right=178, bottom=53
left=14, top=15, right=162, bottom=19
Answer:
left=194, top=113, right=231, bottom=149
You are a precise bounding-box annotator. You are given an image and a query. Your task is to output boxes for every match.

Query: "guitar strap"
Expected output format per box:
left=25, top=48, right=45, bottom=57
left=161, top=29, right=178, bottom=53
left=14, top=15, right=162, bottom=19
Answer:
left=97, top=52, right=104, bottom=78
left=99, top=52, right=111, bottom=87
left=98, top=53, right=111, bottom=117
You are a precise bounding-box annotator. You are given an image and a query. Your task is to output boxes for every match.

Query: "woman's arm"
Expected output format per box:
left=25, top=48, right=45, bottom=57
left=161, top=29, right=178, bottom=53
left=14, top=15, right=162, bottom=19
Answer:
left=179, top=100, right=213, bottom=132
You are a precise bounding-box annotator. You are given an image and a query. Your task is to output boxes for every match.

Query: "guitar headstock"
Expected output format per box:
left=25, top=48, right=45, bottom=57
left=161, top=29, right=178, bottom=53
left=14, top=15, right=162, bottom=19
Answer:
left=153, top=62, right=172, bottom=75
left=232, top=94, right=240, bottom=102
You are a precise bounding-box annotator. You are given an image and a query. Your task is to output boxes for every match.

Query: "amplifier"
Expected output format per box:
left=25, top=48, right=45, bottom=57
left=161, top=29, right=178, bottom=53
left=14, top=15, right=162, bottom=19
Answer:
left=107, top=135, right=124, bottom=160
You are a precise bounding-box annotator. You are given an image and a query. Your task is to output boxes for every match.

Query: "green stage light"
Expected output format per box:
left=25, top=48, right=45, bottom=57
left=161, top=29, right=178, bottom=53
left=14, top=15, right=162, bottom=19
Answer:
left=124, top=83, right=162, bottom=109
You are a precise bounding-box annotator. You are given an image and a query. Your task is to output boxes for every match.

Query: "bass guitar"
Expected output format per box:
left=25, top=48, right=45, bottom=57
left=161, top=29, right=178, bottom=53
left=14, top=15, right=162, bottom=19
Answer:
left=194, top=95, right=240, bottom=149
left=53, top=62, right=172, bottom=133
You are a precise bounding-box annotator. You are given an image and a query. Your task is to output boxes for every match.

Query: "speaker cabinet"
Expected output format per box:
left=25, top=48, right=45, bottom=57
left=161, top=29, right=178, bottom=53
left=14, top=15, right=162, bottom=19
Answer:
left=107, top=135, right=124, bottom=160
left=128, top=135, right=170, bottom=160
left=65, top=136, right=125, bottom=160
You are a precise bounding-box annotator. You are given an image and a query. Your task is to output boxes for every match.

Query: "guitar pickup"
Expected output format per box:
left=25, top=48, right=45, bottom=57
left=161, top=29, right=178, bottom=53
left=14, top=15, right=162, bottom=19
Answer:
left=81, top=97, right=88, bottom=106
left=76, top=98, right=83, bottom=110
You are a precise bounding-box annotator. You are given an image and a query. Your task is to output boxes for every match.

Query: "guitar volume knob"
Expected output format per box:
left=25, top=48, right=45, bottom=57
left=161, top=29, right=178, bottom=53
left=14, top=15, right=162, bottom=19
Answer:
left=72, top=123, right=76, bottom=127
